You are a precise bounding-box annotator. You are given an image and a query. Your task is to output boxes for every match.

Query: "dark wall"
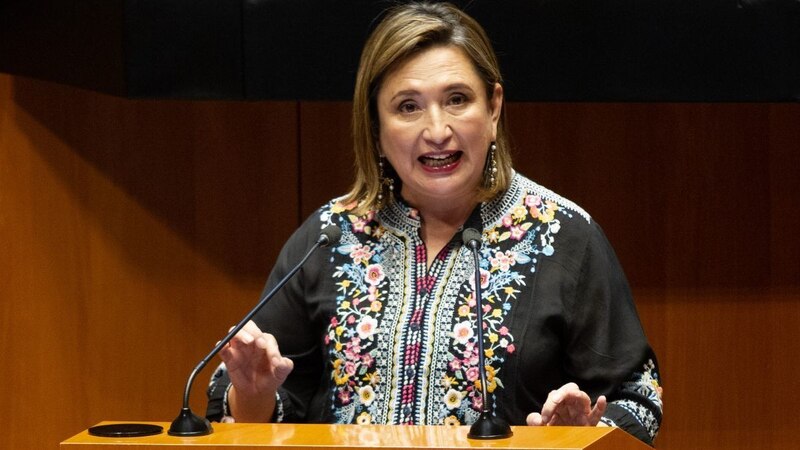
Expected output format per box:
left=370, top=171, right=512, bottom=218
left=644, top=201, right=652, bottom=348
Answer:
left=2, top=0, right=799, bottom=100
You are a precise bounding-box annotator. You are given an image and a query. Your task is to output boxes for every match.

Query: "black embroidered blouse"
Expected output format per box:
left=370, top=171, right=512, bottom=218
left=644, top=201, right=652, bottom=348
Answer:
left=207, top=173, right=663, bottom=445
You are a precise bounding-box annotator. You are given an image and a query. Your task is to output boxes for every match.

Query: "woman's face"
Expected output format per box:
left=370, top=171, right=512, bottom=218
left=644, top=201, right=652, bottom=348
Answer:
left=376, top=45, right=503, bottom=210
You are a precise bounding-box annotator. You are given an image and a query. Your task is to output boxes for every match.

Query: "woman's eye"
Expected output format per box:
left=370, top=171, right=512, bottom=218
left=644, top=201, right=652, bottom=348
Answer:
left=448, top=93, right=468, bottom=106
left=398, top=102, right=419, bottom=114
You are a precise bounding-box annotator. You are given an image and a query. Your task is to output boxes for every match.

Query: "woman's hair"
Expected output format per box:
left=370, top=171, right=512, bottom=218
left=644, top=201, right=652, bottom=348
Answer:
left=342, top=1, right=512, bottom=214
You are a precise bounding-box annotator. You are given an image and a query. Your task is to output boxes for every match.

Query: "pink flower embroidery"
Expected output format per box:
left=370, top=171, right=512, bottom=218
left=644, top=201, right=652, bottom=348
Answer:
left=352, top=218, right=368, bottom=233
left=469, top=268, right=491, bottom=291
left=489, top=250, right=517, bottom=272
left=471, top=394, right=483, bottom=411
left=357, top=316, right=379, bottom=339
left=367, top=285, right=378, bottom=301
left=452, top=321, right=474, bottom=345
left=349, top=244, right=374, bottom=265
left=362, top=354, right=374, bottom=366
left=510, top=225, right=526, bottom=240
left=525, top=194, right=542, bottom=207
left=364, top=264, right=385, bottom=286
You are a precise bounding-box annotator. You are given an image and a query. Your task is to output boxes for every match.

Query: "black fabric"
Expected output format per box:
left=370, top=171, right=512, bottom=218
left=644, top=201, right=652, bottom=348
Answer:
left=206, top=173, right=663, bottom=443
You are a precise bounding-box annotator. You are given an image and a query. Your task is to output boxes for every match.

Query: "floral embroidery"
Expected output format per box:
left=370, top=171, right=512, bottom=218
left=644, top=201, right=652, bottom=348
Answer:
left=326, top=209, right=388, bottom=421
left=444, top=415, right=460, bottom=426
left=320, top=175, right=589, bottom=425
left=611, top=359, right=663, bottom=441
left=356, top=411, right=372, bottom=424
left=437, top=191, right=570, bottom=422
left=204, top=175, right=670, bottom=439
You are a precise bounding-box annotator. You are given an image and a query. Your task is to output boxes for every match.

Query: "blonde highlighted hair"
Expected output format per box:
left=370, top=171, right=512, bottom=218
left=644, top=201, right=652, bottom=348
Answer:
left=342, top=2, right=512, bottom=215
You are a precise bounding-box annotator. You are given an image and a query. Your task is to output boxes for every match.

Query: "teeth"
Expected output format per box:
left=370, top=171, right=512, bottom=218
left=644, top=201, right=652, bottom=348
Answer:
left=421, top=153, right=460, bottom=167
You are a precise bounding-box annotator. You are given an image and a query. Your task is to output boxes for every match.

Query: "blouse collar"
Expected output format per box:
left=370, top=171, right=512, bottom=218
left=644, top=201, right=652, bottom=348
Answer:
left=376, top=172, right=525, bottom=235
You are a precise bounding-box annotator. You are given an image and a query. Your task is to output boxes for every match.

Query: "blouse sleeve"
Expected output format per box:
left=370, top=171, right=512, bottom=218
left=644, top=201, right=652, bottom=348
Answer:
left=564, top=222, right=663, bottom=445
left=206, top=363, right=230, bottom=422
left=205, top=214, right=330, bottom=423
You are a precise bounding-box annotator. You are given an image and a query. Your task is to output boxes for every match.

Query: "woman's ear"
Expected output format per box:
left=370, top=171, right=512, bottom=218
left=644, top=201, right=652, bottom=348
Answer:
left=490, top=82, right=504, bottom=138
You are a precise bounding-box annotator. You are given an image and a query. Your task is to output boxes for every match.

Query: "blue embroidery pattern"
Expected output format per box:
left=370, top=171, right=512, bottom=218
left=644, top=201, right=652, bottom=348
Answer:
left=318, top=174, right=588, bottom=426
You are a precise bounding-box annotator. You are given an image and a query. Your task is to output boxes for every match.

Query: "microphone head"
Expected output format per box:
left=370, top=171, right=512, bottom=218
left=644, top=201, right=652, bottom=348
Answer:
left=319, top=225, right=342, bottom=247
left=462, top=228, right=482, bottom=249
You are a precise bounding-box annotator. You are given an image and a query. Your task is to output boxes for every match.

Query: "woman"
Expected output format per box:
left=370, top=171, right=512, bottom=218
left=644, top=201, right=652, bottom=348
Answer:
left=207, top=2, right=663, bottom=445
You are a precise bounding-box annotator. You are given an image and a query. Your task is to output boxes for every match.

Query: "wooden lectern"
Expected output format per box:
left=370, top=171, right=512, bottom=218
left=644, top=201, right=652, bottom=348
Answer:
left=62, top=422, right=651, bottom=449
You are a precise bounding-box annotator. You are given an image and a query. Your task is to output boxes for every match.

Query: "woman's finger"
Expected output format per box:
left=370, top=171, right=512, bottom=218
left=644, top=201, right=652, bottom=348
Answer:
left=588, top=395, right=607, bottom=425
left=526, top=412, right=544, bottom=426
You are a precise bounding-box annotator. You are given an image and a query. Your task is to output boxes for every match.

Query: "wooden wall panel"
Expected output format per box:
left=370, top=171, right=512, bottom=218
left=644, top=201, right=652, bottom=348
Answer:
left=0, top=74, right=299, bottom=448
left=505, top=103, right=777, bottom=289
left=768, top=104, right=800, bottom=286
left=298, top=102, right=354, bottom=219
left=633, top=288, right=800, bottom=449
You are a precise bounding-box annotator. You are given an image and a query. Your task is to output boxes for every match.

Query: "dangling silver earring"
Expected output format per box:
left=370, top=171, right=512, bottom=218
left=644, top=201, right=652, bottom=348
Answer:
left=484, top=142, right=498, bottom=189
left=378, top=156, right=394, bottom=207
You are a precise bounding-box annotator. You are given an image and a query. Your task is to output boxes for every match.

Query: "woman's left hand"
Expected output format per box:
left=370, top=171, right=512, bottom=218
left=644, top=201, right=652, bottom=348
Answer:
left=526, top=382, right=607, bottom=426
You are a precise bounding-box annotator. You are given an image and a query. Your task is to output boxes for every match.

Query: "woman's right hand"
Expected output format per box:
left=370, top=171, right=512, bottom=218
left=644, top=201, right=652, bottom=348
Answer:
left=219, top=320, right=294, bottom=422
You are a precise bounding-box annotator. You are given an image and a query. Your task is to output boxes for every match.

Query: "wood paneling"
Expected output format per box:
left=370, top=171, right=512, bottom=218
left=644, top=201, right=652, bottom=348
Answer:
left=2, top=72, right=799, bottom=449
left=1, top=74, right=298, bottom=448
left=635, top=288, right=800, bottom=449
left=768, top=104, right=800, bottom=286
left=298, top=102, right=353, bottom=220
left=505, top=103, right=780, bottom=289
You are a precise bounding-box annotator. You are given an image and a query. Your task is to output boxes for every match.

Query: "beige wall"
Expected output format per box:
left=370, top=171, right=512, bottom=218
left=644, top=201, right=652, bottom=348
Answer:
left=1, top=73, right=798, bottom=449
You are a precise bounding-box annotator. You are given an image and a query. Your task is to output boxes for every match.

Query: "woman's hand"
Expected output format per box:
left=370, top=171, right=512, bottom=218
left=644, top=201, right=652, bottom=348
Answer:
left=526, top=382, right=607, bottom=427
left=220, top=320, right=294, bottom=422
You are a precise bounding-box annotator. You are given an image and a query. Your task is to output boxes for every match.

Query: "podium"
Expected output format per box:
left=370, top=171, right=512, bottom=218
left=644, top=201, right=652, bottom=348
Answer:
left=62, top=422, right=650, bottom=449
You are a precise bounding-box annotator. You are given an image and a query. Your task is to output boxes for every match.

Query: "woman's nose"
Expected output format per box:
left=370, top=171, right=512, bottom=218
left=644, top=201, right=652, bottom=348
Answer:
left=422, top=107, right=453, bottom=145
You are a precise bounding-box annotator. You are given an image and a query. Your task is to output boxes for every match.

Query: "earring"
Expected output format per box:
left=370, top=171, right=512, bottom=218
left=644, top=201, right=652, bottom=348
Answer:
left=378, top=156, right=395, bottom=207
left=484, top=142, right=498, bottom=189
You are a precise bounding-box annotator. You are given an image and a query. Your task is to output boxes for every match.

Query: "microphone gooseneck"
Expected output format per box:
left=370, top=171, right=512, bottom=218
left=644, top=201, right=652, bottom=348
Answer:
left=168, top=225, right=341, bottom=436
left=462, top=228, right=513, bottom=440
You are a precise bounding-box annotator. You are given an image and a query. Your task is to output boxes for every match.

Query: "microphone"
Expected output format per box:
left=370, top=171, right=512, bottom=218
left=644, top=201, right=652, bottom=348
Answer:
left=462, top=228, right=513, bottom=440
left=168, top=225, right=342, bottom=436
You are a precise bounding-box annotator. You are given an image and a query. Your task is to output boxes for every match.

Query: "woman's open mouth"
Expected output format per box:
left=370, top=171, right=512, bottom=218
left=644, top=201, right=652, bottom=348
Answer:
left=419, top=151, right=462, bottom=169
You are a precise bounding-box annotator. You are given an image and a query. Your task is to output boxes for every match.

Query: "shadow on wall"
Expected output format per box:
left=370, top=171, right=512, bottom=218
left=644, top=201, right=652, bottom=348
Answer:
left=12, top=76, right=301, bottom=281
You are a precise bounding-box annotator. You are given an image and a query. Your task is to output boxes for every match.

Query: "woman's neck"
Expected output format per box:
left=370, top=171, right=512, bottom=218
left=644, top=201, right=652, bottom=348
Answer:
left=409, top=192, right=475, bottom=229
left=402, top=188, right=477, bottom=227
left=405, top=193, right=478, bottom=267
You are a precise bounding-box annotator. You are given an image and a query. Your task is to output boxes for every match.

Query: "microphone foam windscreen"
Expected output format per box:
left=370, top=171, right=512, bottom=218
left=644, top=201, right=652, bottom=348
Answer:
left=320, top=225, right=342, bottom=246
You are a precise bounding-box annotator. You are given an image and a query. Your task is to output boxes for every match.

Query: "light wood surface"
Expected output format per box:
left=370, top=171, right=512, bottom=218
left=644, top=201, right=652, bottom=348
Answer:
left=61, top=422, right=648, bottom=450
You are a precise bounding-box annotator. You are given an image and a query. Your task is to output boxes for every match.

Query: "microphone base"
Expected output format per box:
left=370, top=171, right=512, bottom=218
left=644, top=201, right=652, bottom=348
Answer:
left=88, top=423, right=163, bottom=437
left=168, top=407, right=213, bottom=436
left=467, top=412, right=513, bottom=440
